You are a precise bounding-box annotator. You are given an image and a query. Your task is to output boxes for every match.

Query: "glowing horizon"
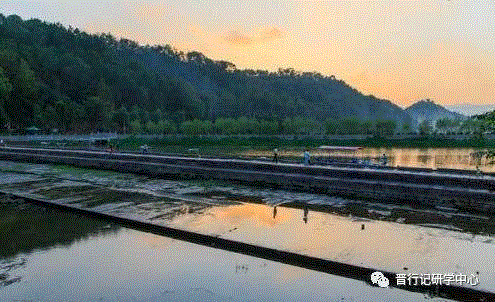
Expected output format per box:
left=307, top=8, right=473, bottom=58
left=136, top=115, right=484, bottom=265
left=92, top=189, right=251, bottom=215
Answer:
left=1, top=0, right=494, bottom=107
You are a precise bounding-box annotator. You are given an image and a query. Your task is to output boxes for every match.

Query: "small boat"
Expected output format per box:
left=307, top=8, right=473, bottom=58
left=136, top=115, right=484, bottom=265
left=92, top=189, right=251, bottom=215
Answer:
left=318, top=145, right=363, bottom=151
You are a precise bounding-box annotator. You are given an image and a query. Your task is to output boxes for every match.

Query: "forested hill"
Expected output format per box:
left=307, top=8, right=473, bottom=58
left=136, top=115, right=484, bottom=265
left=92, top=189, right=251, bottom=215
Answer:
left=405, top=99, right=466, bottom=123
left=0, top=14, right=413, bottom=133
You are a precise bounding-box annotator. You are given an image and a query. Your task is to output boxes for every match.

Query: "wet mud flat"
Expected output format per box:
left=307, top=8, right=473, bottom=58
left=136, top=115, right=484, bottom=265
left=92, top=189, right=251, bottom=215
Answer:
left=3, top=147, right=495, bottom=214
left=1, top=161, right=495, bottom=301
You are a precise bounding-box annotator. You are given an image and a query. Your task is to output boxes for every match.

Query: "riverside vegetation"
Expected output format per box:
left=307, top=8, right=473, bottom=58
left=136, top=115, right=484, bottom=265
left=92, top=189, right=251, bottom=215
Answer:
left=2, top=13, right=495, bottom=156
left=0, top=14, right=412, bottom=134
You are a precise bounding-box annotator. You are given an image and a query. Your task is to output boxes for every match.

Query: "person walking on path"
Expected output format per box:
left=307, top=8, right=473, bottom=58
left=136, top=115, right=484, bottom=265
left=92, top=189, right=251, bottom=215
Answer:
left=381, top=153, right=388, bottom=166
left=303, top=150, right=311, bottom=165
left=273, top=148, right=279, bottom=163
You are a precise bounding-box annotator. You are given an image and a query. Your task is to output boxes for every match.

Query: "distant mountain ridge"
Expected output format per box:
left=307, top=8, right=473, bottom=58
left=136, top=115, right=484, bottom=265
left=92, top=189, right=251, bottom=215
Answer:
left=445, top=103, right=495, bottom=117
left=405, top=99, right=466, bottom=123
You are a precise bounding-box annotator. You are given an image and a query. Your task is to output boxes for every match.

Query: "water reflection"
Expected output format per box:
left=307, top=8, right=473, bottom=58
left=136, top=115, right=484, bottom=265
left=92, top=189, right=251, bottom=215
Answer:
left=168, top=202, right=495, bottom=293
left=0, top=198, right=119, bottom=293
left=235, top=264, right=249, bottom=274
left=0, top=198, right=118, bottom=260
left=361, top=148, right=495, bottom=171
left=0, top=201, right=446, bottom=302
left=243, top=148, right=495, bottom=172
left=418, top=155, right=429, bottom=165
left=1, top=162, right=494, bottom=299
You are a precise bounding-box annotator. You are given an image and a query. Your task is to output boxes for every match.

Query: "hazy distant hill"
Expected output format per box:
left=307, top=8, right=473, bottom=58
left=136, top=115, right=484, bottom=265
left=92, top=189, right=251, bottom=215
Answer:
left=405, top=99, right=466, bottom=123
left=0, top=14, right=413, bottom=133
left=445, top=103, right=495, bottom=117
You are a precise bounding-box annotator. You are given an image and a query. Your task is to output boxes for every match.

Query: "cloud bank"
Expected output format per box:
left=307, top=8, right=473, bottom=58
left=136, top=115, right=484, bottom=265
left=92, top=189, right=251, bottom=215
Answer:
left=224, top=26, right=284, bottom=46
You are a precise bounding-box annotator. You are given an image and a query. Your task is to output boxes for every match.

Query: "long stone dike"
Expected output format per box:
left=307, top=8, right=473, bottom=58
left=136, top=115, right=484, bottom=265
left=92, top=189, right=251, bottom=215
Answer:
left=1, top=146, right=495, bottom=213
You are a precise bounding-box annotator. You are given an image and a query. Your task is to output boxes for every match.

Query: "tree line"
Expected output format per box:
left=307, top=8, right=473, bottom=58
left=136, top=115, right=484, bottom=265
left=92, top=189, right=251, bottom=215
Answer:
left=126, top=116, right=399, bottom=136
left=416, top=118, right=494, bottom=137
left=0, top=14, right=414, bottom=134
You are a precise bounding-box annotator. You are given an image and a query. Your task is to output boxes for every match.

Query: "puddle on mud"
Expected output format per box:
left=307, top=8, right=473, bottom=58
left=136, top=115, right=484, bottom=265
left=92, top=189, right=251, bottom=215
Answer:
left=0, top=160, right=494, bottom=299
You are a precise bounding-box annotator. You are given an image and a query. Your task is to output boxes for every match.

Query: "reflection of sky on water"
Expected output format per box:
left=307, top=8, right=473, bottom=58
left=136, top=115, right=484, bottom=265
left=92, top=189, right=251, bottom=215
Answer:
left=0, top=226, right=452, bottom=302
left=0, top=160, right=493, bottom=300
left=168, top=203, right=495, bottom=293
left=243, top=148, right=494, bottom=171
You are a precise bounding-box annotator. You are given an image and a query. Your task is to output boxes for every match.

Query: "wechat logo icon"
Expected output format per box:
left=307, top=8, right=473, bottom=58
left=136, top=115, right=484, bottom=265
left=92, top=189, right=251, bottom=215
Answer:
left=371, top=271, right=389, bottom=288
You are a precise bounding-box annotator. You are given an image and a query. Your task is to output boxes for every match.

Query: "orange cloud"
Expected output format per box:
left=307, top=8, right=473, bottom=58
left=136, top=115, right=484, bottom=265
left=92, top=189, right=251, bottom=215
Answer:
left=224, top=31, right=253, bottom=45
left=223, top=26, right=285, bottom=46
left=259, top=26, right=283, bottom=41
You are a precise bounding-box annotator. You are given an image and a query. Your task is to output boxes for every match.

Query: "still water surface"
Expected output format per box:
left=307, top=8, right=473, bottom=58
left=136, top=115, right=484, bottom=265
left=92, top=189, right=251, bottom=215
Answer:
left=0, top=201, right=447, bottom=302
left=1, top=160, right=493, bottom=301
left=243, top=148, right=494, bottom=172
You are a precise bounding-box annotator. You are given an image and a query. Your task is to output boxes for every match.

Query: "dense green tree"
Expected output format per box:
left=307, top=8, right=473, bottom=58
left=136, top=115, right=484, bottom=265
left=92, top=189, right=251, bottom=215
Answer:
left=418, top=120, right=432, bottom=136
left=0, top=66, right=11, bottom=100
left=6, top=58, right=39, bottom=128
left=435, top=118, right=461, bottom=134
left=374, top=120, right=397, bottom=137
left=180, top=119, right=210, bottom=135
left=281, top=117, right=324, bottom=135
left=157, top=120, right=176, bottom=134
left=258, top=120, right=279, bottom=135
left=145, top=121, right=158, bottom=134
left=53, top=98, right=72, bottom=132
left=460, top=119, right=487, bottom=138
left=401, top=122, right=412, bottom=133
left=324, top=119, right=339, bottom=135
left=82, top=96, right=111, bottom=131
left=150, top=108, right=163, bottom=123
left=110, top=107, right=130, bottom=133
left=0, top=66, right=12, bottom=126
left=130, top=119, right=142, bottom=134
left=0, top=14, right=414, bottom=133
left=215, top=118, right=239, bottom=135
left=360, top=120, right=373, bottom=135
left=41, top=105, right=58, bottom=130
left=339, top=118, right=361, bottom=135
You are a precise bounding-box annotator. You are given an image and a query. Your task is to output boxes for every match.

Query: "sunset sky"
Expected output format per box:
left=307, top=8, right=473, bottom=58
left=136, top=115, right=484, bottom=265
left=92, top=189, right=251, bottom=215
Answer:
left=2, top=1, right=494, bottom=107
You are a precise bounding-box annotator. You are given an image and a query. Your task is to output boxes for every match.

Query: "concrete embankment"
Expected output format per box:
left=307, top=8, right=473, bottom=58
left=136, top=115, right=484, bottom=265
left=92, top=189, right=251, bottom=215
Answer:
left=1, top=147, right=495, bottom=213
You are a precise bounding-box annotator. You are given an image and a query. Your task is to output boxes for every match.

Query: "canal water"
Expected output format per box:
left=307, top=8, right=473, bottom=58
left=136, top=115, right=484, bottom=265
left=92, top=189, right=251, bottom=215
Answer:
left=242, top=147, right=495, bottom=172
left=1, top=160, right=493, bottom=301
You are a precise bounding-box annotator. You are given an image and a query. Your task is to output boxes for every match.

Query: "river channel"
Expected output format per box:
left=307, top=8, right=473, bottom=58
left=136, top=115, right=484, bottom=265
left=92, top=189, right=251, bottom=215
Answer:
left=1, top=160, right=494, bottom=301
left=242, top=147, right=495, bottom=172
